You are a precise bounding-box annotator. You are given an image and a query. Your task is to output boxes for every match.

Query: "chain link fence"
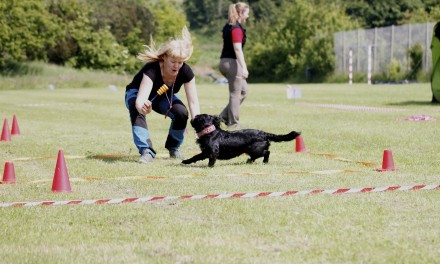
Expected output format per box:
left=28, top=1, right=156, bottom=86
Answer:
left=334, top=22, right=436, bottom=75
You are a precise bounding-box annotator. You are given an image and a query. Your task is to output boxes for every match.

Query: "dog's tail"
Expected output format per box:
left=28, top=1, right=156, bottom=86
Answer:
left=266, top=131, right=301, bottom=142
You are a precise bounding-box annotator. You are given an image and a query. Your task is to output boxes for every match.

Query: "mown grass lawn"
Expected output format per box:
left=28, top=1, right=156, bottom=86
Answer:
left=0, top=79, right=439, bottom=263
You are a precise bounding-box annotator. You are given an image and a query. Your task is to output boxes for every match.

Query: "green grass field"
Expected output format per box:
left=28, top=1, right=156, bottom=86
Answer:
left=1, top=76, right=439, bottom=263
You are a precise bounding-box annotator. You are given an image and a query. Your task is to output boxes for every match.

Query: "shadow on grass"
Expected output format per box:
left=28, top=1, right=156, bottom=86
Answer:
left=86, top=153, right=257, bottom=167
left=86, top=154, right=137, bottom=163
left=178, top=161, right=260, bottom=168
left=387, top=100, right=438, bottom=106
left=86, top=154, right=189, bottom=164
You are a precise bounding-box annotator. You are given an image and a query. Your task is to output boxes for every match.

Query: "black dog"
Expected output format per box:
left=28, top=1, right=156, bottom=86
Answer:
left=182, top=114, right=301, bottom=167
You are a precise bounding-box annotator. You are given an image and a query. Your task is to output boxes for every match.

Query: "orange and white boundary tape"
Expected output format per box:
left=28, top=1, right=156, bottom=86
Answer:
left=1, top=184, right=438, bottom=208
left=3, top=152, right=379, bottom=168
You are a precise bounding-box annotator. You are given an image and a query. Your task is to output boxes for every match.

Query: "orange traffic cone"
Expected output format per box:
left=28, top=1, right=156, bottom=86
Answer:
left=2, top=162, right=16, bottom=184
left=11, top=115, right=20, bottom=135
left=377, top=149, right=398, bottom=172
left=52, top=150, right=72, bottom=192
left=295, top=135, right=309, bottom=153
left=1, top=119, right=11, bottom=142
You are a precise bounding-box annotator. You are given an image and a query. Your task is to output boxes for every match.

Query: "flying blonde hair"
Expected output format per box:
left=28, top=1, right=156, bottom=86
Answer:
left=137, top=26, right=193, bottom=63
left=228, top=2, right=249, bottom=25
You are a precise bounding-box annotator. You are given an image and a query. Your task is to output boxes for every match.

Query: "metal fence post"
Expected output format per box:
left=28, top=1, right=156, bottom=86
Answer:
left=367, top=45, right=372, bottom=84
left=390, top=25, right=394, bottom=66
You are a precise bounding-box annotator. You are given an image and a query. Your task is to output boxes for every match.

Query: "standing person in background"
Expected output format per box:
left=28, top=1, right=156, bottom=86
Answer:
left=219, top=2, right=250, bottom=128
left=125, top=26, right=200, bottom=163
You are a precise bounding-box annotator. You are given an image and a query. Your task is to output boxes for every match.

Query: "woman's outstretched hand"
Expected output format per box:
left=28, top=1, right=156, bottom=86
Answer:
left=136, top=100, right=152, bottom=115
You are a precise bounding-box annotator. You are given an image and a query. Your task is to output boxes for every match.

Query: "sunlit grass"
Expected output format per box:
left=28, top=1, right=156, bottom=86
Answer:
left=0, top=73, right=439, bottom=263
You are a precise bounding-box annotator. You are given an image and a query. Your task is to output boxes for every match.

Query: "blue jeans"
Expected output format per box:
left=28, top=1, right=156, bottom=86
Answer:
left=125, top=89, right=188, bottom=156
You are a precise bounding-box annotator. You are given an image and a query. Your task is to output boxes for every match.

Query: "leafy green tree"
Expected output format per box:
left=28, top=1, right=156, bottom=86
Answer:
left=344, top=0, right=425, bottom=28
left=407, top=43, right=424, bottom=80
left=149, top=0, right=188, bottom=43
left=1, top=0, right=192, bottom=74
left=71, top=28, right=124, bottom=71
left=400, top=2, right=440, bottom=24
left=88, top=0, right=154, bottom=56
left=46, top=0, right=88, bottom=65
left=0, top=0, right=62, bottom=69
left=183, top=0, right=294, bottom=33
left=46, top=0, right=132, bottom=72
left=250, top=0, right=288, bottom=22
left=183, top=0, right=232, bottom=34
left=84, top=0, right=189, bottom=72
left=90, top=0, right=154, bottom=41
left=247, top=0, right=358, bottom=82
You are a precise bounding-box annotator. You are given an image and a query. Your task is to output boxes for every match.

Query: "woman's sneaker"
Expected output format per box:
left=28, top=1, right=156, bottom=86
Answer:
left=169, top=149, right=184, bottom=159
left=139, top=150, right=154, bottom=163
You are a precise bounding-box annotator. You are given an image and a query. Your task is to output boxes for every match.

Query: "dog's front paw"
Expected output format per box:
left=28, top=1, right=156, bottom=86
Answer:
left=181, top=159, right=192, bottom=164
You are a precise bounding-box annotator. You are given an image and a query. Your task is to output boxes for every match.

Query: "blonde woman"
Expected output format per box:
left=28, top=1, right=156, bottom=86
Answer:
left=125, top=27, right=200, bottom=163
left=219, top=2, right=250, bottom=128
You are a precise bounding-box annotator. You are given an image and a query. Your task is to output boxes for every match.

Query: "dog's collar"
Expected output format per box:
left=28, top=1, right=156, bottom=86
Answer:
left=197, top=125, right=216, bottom=138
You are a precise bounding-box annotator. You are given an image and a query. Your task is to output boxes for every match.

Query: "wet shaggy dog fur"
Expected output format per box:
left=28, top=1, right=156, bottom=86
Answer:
left=182, top=114, right=301, bottom=167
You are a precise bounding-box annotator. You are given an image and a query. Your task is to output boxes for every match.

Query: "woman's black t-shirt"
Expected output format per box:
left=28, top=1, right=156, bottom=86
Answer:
left=126, top=61, right=194, bottom=100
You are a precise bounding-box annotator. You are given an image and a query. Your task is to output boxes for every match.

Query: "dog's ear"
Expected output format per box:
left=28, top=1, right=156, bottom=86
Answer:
left=191, top=115, right=204, bottom=130
left=190, top=115, right=198, bottom=128
left=212, top=115, right=222, bottom=129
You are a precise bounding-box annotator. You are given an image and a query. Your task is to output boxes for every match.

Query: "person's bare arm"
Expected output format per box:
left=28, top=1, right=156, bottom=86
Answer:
left=135, top=74, right=153, bottom=115
left=184, top=77, right=201, bottom=119
left=233, top=43, right=249, bottom=79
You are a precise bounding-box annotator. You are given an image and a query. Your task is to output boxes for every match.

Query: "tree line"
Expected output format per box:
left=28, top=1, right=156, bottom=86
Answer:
left=1, top=0, right=439, bottom=82
left=185, top=0, right=439, bottom=82
left=0, top=0, right=185, bottom=74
